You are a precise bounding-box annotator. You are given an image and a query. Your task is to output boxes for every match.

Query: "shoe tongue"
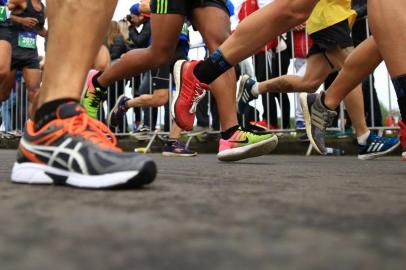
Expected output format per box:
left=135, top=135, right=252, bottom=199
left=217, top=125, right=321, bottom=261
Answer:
left=56, top=102, right=85, bottom=119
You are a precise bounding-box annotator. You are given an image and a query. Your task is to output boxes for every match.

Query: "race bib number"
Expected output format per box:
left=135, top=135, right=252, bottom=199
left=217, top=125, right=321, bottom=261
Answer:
left=18, top=32, right=37, bottom=49
left=0, top=6, right=10, bottom=22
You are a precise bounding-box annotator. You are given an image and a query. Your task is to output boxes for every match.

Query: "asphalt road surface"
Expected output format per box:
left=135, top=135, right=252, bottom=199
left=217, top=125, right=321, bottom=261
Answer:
left=0, top=150, right=405, bottom=270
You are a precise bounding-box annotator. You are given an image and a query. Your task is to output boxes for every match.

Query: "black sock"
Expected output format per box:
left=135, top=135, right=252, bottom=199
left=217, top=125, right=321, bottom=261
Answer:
left=221, top=125, right=240, bottom=140
left=92, top=71, right=107, bottom=89
left=194, top=49, right=233, bottom=84
left=392, top=75, right=406, bottom=121
left=34, top=98, right=78, bottom=131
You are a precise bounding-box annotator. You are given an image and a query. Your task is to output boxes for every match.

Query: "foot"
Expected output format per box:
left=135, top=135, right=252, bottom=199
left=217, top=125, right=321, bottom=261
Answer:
left=399, top=120, right=406, bottom=161
left=132, top=125, right=151, bottom=141
left=237, top=75, right=257, bottom=114
left=81, top=70, right=107, bottom=119
left=171, top=60, right=208, bottom=131
left=357, top=132, right=400, bottom=160
left=108, top=95, right=130, bottom=128
left=300, top=92, right=337, bottom=155
left=11, top=103, right=157, bottom=189
left=217, top=127, right=278, bottom=162
left=162, top=140, right=197, bottom=157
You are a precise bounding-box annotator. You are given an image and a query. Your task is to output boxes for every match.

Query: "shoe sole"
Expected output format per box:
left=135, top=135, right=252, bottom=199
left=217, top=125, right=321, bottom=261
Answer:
left=171, top=60, right=192, bottom=131
left=358, top=141, right=401, bottom=160
left=11, top=161, right=156, bottom=189
left=162, top=152, right=197, bottom=157
left=236, top=75, right=250, bottom=114
left=107, top=94, right=125, bottom=128
left=217, top=135, right=278, bottom=162
left=300, top=93, right=324, bottom=155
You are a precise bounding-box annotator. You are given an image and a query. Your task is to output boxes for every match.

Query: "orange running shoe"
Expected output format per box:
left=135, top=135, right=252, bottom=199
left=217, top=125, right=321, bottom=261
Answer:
left=11, top=103, right=156, bottom=189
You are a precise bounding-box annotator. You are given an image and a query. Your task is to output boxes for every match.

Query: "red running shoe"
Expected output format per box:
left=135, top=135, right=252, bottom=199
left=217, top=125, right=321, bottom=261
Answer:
left=171, top=60, right=209, bottom=131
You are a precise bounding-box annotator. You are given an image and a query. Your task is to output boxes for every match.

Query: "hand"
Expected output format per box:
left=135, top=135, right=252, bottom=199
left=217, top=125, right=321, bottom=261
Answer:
left=20, top=17, right=39, bottom=28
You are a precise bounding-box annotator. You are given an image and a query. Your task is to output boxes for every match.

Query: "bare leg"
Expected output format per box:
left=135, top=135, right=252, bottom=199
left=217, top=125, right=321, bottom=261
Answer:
left=0, top=70, right=15, bottom=102
left=258, top=53, right=331, bottom=94
left=220, top=0, right=318, bottom=65
left=368, top=0, right=406, bottom=77
left=98, top=14, right=184, bottom=87
left=192, top=7, right=238, bottom=130
left=324, top=37, right=382, bottom=109
left=22, top=68, right=41, bottom=115
left=325, top=47, right=369, bottom=136
left=36, top=0, right=117, bottom=110
left=127, top=89, right=168, bottom=108
left=169, top=122, right=182, bottom=140
left=0, top=41, right=11, bottom=84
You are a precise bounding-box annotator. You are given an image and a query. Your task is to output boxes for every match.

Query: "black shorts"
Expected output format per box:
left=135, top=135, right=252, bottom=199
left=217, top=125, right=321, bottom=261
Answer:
left=308, top=19, right=354, bottom=57
left=0, top=26, right=11, bottom=42
left=11, top=57, right=40, bottom=70
left=150, top=0, right=229, bottom=16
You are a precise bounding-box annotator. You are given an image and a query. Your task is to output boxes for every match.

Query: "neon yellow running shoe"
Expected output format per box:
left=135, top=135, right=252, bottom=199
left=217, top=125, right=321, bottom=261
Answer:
left=81, top=70, right=107, bottom=119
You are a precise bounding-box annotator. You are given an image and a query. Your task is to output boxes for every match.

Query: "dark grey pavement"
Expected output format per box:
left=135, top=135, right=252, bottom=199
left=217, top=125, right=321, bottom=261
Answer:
left=0, top=149, right=405, bottom=270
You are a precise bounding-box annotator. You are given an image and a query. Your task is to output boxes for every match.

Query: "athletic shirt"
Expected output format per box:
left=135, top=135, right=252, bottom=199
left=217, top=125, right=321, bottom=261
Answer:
left=306, top=0, right=357, bottom=35
left=0, top=0, right=11, bottom=27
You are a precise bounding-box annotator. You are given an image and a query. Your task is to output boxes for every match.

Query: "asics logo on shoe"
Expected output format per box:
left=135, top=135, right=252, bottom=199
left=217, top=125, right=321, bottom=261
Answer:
left=20, top=137, right=92, bottom=175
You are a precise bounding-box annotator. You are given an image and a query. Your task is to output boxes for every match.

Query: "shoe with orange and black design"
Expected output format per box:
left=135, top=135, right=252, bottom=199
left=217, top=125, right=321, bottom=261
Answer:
left=11, top=103, right=157, bottom=189
left=171, top=60, right=208, bottom=131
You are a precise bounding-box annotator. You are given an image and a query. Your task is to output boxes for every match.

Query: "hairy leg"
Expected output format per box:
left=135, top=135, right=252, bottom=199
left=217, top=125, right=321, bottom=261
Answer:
left=258, top=53, right=331, bottom=94
left=36, top=0, right=118, bottom=110
left=191, top=6, right=237, bottom=130
left=98, top=14, right=184, bottom=87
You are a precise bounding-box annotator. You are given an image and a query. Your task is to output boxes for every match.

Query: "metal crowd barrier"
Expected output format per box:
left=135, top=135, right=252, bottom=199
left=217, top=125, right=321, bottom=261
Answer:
left=0, top=17, right=401, bottom=151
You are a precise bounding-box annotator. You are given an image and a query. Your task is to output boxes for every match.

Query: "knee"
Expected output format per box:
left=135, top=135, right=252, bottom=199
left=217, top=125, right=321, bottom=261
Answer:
left=148, top=46, right=173, bottom=68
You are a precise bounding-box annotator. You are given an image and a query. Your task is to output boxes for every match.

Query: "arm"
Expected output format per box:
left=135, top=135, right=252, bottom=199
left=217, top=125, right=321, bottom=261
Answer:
left=10, top=14, right=39, bottom=28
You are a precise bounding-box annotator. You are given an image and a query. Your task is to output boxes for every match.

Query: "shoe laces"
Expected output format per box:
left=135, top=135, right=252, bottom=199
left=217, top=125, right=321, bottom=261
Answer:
left=189, top=84, right=207, bottom=113
left=64, top=113, right=121, bottom=151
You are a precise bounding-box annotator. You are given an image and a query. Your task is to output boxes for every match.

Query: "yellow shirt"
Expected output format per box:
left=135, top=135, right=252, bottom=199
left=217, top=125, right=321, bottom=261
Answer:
left=306, top=0, right=357, bottom=35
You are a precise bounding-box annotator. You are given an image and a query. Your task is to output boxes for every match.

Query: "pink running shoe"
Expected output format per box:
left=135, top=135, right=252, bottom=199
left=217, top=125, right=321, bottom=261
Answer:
left=217, top=127, right=278, bottom=162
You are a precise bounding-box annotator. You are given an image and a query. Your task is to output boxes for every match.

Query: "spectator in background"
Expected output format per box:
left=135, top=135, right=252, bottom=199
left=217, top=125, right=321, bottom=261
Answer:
left=128, top=3, right=150, bottom=50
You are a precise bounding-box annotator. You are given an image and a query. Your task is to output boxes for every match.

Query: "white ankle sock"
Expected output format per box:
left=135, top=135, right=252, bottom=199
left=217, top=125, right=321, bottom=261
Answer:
left=251, top=82, right=260, bottom=97
left=357, top=131, right=370, bottom=145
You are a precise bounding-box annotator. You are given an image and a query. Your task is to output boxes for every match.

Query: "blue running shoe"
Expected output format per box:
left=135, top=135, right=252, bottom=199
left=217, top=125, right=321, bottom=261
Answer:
left=162, top=140, right=197, bottom=157
left=237, top=75, right=258, bottom=114
left=358, top=132, right=400, bottom=160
